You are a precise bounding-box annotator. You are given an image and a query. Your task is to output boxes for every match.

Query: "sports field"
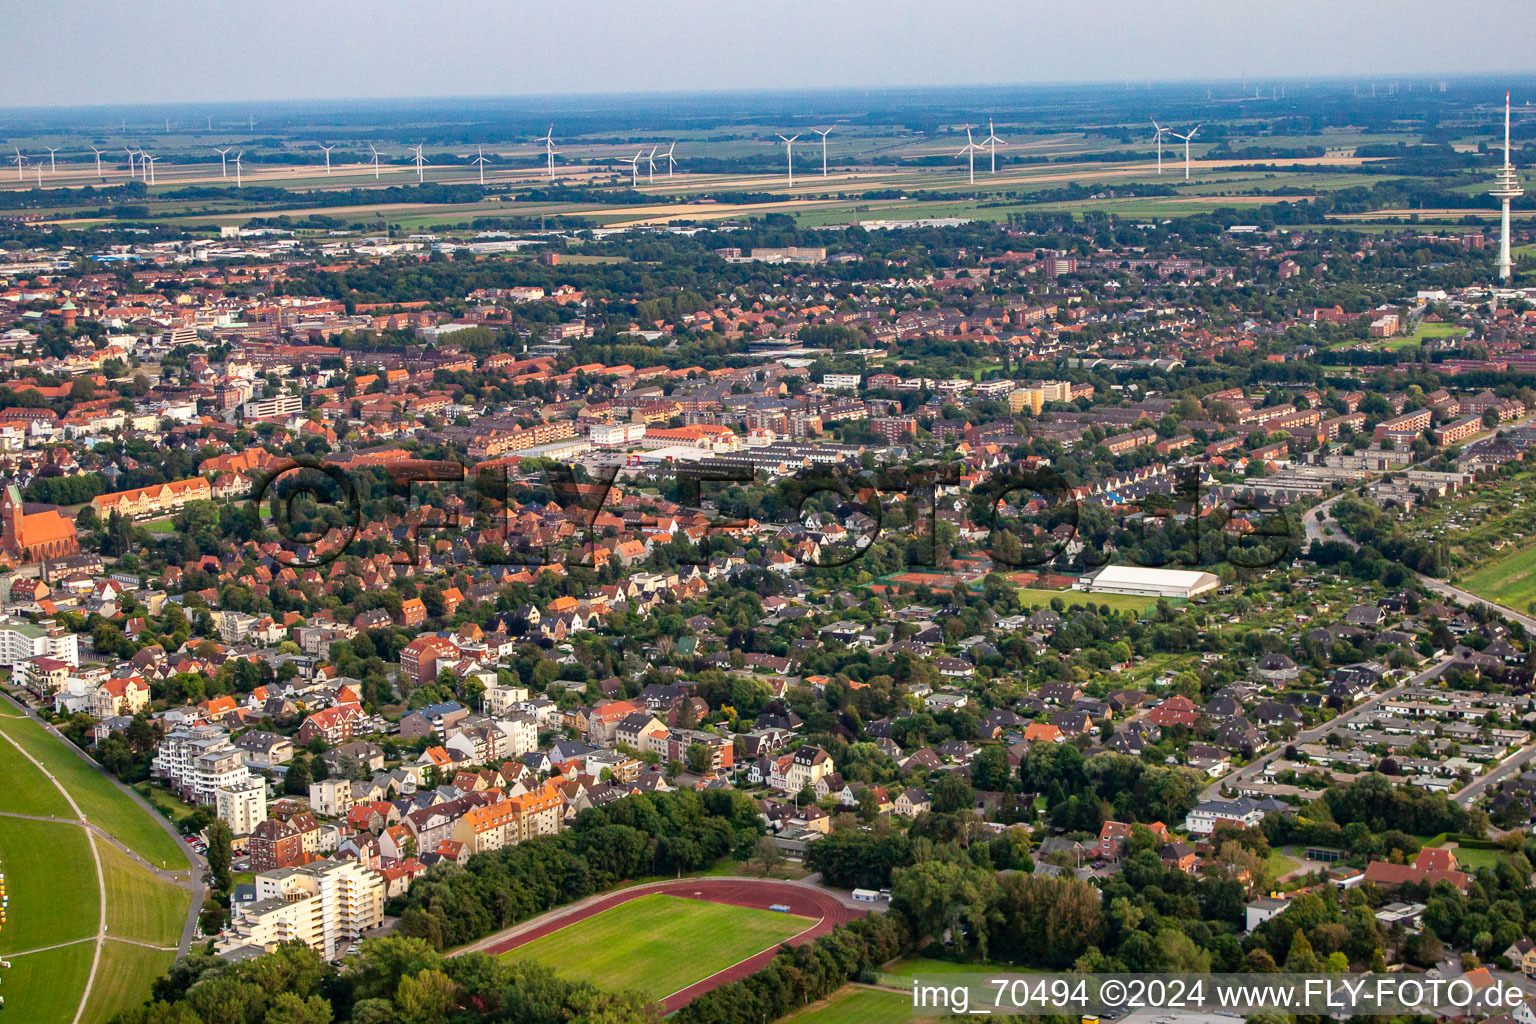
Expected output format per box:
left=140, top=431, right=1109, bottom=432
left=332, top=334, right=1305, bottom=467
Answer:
left=785, top=986, right=916, bottom=1023
left=503, top=893, right=812, bottom=1001
left=1012, top=587, right=1156, bottom=614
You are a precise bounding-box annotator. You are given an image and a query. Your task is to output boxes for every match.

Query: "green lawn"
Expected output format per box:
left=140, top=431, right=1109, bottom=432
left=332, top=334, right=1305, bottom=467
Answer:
left=0, top=818, right=98, bottom=954
left=0, top=940, right=95, bottom=1024
left=1461, top=541, right=1536, bottom=616
left=785, top=986, right=919, bottom=1023
left=133, top=781, right=198, bottom=832
left=503, top=894, right=812, bottom=1001
left=0, top=702, right=188, bottom=870
left=0, top=731, right=73, bottom=817
left=79, top=940, right=177, bottom=1024
left=139, top=518, right=177, bottom=534
left=1447, top=846, right=1504, bottom=871
left=98, top=840, right=190, bottom=947
left=881, top=956, right=1031, bottom=977
left=1265, top=849, right=1304, bottom=887
left=1013, top=587, right=1156, bottom=615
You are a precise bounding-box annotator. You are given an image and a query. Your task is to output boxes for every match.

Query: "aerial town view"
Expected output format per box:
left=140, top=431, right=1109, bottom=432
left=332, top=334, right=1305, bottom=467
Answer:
left=8, top=2, right=1536, bottom=1022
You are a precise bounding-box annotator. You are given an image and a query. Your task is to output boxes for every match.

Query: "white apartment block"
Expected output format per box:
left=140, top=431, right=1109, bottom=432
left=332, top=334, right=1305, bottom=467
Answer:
left=153, top=725, right=255, bottom=805
left=821, top=373, right=862, bottom=391
left=0, top=619, right=79, bottom=668
left=215, top=775, right=268, bottom=837
left=309, top=778, right=355, bottom=818
left=589, top=422, right=648, bottom=447
left=219, top=857, right=384, bottom=960
left=482, top=683, right=531, bottom=717
left=242, top=393, right=303, bottom=419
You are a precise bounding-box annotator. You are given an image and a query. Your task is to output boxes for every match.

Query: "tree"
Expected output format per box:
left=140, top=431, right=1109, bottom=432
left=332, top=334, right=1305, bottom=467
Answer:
left=969, top=745, right=1012, bottom=792
left=206, top=820, right=234, bottom=892
left=891, top=859, right=1002, bottom=957
left=285, top=756, right=312, bottom=796
left=685, top=742, right=711, bottom=776
left=931, top=772, right=974, bottom=814
left=1204, top=839, right=1265, bottom=896
left=755, top=834, right=785, bottom=877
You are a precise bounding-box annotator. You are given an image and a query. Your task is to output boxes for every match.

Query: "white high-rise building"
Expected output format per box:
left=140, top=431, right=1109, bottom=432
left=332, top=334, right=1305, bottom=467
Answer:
left=215, top=776, right=268, bottom=837
left=218, top=857, right=384, bottom=959
left=1492, top=91, right=1524, bottom=282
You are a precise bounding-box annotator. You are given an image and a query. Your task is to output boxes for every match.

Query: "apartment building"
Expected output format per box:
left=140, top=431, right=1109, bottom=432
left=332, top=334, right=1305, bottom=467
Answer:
left=241, top=393, right=304, bottom=419
left=1374, top=408, right=1432, bottom=442
left=0, top=618, right=79, bottom=668
left=215, top=775, right=268, bottom=837
left=1008, top=380, right=1072, bottom=415
left=152, top=725, right=255, bottom=804
left=218, top=857, right=384, bottom=960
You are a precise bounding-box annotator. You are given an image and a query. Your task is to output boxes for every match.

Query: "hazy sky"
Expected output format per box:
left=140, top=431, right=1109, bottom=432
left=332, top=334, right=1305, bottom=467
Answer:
left=4, top=0, right=1534, bottom=109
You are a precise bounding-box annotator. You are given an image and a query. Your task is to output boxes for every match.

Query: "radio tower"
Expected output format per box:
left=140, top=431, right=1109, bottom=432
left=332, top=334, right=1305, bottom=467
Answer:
left=1492, top=91, right=1523, bottom=281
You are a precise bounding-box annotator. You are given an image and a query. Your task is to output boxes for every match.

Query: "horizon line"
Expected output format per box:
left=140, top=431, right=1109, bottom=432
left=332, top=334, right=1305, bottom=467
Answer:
left=5, top=70, right=1536, bottom=118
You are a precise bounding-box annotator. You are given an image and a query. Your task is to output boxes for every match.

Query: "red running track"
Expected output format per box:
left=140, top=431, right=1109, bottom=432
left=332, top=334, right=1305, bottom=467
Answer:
left=480, top=878, right=865, bottom=1012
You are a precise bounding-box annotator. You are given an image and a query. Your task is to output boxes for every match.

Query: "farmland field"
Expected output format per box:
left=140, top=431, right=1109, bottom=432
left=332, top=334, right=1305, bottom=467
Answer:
left=502, top=893, right=812, bottom=1000
left=1461, top=541, right=1536, bottom=615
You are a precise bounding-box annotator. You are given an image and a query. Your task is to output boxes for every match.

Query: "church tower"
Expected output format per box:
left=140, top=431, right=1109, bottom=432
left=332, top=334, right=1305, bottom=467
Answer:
left=1, top=484, right=24, bottom=558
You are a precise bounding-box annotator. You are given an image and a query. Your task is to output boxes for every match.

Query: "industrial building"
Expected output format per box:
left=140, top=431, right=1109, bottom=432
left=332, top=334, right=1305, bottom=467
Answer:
left=1079, top=565, right=1220, bottom=600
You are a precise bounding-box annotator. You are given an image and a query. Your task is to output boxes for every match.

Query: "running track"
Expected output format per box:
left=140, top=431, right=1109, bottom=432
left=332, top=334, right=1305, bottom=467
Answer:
left=470, top=877, right=866, bottom=1012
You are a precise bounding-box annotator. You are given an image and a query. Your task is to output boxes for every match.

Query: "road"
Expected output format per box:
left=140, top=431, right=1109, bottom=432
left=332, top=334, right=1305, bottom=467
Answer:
left=1304, top=495, right=1353, bottom=549
left=1454, top=739, right=1536, bottom=805
left=1, top=690, right=206, bottom=957
left=1307, top=494, right=1536, bottom=633
left=1201, top=653, right=1457, bottom=801
left=1418, top=575, right=1536, bottom=634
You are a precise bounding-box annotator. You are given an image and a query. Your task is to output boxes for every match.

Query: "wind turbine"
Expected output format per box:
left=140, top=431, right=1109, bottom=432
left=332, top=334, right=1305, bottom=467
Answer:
left=44, top=147, right=57, bottom=173
left=319, top=144, right=335, bottom=174
left=124, top=146, right=137, bottom=178
left=1150, top=119, right=1170, bottom=174
left=214, top=147, right=231, bottom=178
left=471, top=145, right=488, bottom=185
left=812, top=127, right=832, bottom=176
left=537, top=125, right=557, bottom=177
left=234, top=151, right=243, bottom=188
left=90, top=146, right=103, bottom=177
left=1169, top=124, right=1200, bottom=180
left=981, top=119, right=1004, bottom=174
left=624, top=149, right=641, bottom=187
left=412, top=144, right=425, bottom=183
left=12, top=149, right=23, bottom=181
left=368, top=143, right=381, bottom=179
left=776, top=133, right=799, bottom=187
left=646, top=145, right=658, bottom=184
left=957, top=125, right=982, bottom=185
left=662, top=141, right=678, bottom=178
left=142, top=151, right=156, bottom=185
